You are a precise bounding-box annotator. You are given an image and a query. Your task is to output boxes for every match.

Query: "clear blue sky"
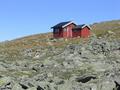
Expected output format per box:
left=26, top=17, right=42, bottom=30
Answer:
left=0, top=0, right=120, bottom=41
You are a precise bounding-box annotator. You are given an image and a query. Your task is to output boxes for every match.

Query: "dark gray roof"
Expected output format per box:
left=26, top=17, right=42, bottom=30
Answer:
left=74, top=24, right=91, bottom=29
left=75, top=24, right=86, bottom=28
left=52, top=21, right=72, bottom=28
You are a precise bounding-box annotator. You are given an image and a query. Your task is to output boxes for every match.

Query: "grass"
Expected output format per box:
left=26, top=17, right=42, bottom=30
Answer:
left=12, top=71, right=34, bottom=77
left=92, top=20, right=120, bottom=38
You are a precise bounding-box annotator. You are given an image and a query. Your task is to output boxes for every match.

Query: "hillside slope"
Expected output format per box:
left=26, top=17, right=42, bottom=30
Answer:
left=92, top=20, right=120, bottom=37
left=0, top=20, right=120, bottom=90
left=1, top=20, right=120, bottom=50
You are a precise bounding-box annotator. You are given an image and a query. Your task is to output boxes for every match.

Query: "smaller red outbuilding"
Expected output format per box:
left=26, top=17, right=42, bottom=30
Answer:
left=52, top=21, right=91, bottom=38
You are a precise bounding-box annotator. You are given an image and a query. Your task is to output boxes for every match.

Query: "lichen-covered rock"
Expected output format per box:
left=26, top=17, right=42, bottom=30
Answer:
left=12, top=83, right=23, bottom=90
left=0, top=35, right=120, bottom=90
left=0, top=77, right=12, bottom=87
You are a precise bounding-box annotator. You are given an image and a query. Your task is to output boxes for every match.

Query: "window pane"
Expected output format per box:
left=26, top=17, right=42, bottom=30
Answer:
left=54, top=29, right=59, bottom=33
left=63, top=28, right=67, bottom=32
left=73, top=29, right=79, bottom=32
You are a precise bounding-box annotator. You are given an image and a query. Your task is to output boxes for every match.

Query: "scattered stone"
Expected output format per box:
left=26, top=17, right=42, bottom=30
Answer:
left=76, top=75, right=96, bottom=83
left=12, top=83, right=23, bottom=90
left=0, top=34, right=120, bottom=90
left=37, top=86, right=44, bottom=90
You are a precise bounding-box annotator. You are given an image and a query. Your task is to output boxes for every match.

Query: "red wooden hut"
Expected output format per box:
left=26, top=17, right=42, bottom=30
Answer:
left=52, top=21, right=91, bottom=38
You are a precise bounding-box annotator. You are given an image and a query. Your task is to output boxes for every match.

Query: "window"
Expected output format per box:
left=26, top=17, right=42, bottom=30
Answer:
left=54, top=29, right=59, bottom=33
left=73, top=29, right=79, bottom=32
left=63, top=28, right=67, bottom=32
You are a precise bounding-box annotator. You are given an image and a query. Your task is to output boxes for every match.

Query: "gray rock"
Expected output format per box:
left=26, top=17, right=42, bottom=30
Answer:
left=27, top=87, right=36, bottom=90
left=99, top=80, right=115, bottom=90
left=0, top=77, right=12, bottom=87
left=12, top=83, right=23, bottom=90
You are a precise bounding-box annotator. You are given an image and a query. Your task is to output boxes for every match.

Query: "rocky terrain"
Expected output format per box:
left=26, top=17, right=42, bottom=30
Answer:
left=0, top=20, right=120, bottom=90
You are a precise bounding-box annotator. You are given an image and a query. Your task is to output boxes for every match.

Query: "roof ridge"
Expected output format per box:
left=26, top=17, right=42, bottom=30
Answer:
left=52, top=21, right=75, bottom=28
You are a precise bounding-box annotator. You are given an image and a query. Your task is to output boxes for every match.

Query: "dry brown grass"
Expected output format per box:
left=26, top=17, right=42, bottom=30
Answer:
left=91, top=20, right=120, bottom=37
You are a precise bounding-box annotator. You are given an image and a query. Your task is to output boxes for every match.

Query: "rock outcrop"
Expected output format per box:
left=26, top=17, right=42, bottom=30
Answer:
left=0, top=35, right=120, bottom=90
